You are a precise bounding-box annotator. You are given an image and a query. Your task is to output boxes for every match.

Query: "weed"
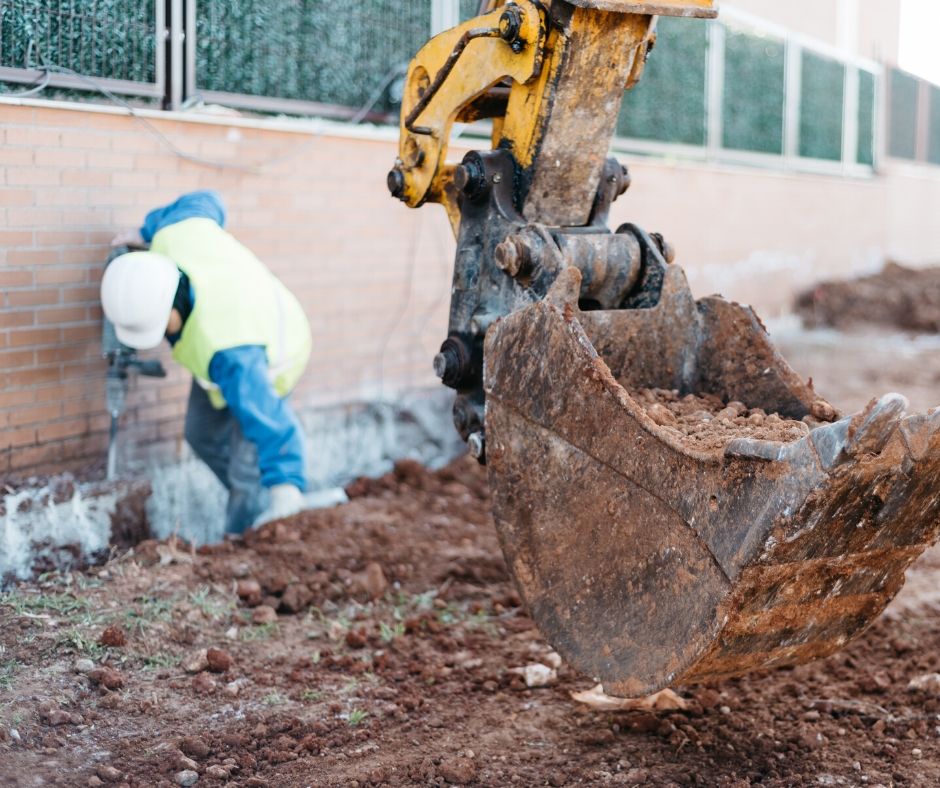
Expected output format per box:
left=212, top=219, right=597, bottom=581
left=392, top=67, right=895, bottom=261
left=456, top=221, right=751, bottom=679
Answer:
left=53, top=628, right=106, bottom=660
left=379, top=621, right=405, bottom=643
left=241, top=622, right=279, bottom=641
left=0, top=659, right=18, bottom=691
left=142, top=652, right=181, bottom=670
left=347, top=709, right=369, bottom=726
left=263, top=690, right=286, bottom=706
left=301, top=689, right=323, bottom=702
left=123, top=596, right=175, bottom=635
left=188, top=586, right=234, bottom=621
left=0, top=591, right=89, bottom=618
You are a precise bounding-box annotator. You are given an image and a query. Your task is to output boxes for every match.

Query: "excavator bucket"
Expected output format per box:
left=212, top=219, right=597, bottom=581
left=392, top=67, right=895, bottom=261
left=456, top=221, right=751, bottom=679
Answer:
left=484, top=265, right=940, bottom=698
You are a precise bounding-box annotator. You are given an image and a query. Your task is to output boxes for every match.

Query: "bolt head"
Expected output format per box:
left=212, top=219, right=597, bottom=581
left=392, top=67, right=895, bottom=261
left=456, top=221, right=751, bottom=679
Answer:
left=386, top=167, right=406, bottom=200
left=467, top=431, right=485, bottom=459
left=432, top=352, right=448, bottom=380
left=494, top=239, right=520, bottom=276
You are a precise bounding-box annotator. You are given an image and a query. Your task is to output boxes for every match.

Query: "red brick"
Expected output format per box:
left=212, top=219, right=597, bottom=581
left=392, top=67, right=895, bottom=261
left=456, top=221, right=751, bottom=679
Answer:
left=37, top=417, right=89, bottom=443
left=5, top=127, right=59, bottom=146
left=5, top=168, right=60, bottom=187
left=61, top=169, right=112, bottom=187
left=0, top=349, right=34, bottom=368
left=8, top=328, right=60, bottom=348
left=36, top=307, right=88, bottom=326
left=35, top=149, right=86, bottom=167
left=60, top=285, right=100, bottom=304
left=0, top=189, right=35, bottom=206
left=0, top=147, right=34, bottom=166
left=57, top=129, right=112, bottom=149
left=34, top=266, right=90, bottom=285
left=0, top=427, right=37, bottom=451
left=0, top=269, right=33, bottom=287
left=7, top=249, right=59, bottom=265
left=6, top=288, right=59, bottom=307
left=0, top=310, right=34, bottom=329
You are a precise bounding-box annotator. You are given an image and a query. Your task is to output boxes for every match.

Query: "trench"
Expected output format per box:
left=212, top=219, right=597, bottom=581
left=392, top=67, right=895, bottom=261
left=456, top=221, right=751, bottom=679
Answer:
left=0, top=390, right=464, bottom=586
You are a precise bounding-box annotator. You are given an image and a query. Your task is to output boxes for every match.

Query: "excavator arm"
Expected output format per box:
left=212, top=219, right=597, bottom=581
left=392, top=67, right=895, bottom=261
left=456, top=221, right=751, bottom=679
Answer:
left=387, top=1, right=940, bottom=697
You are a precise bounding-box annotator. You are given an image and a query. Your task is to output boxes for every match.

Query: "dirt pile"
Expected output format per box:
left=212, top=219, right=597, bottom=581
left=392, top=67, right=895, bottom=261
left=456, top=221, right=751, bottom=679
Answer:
left=3, top=455, right=940, bottom=786
left=634, top=387, right=813, bottom=454
left=796, top=261, right=940, bottom=333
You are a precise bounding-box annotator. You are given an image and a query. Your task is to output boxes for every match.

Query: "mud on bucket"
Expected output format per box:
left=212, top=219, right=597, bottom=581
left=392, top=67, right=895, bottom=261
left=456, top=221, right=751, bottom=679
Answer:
left=483, top=266, right=940, bottom=697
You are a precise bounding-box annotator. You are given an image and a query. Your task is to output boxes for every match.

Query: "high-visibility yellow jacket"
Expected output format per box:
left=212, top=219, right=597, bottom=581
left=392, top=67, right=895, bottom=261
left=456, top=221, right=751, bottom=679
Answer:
left=150, top=218, right=312, bottom=410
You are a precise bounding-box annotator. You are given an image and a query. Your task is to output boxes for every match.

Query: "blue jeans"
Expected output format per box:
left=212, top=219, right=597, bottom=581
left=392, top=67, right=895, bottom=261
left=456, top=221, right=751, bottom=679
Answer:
left=184, top=380, right=270, bottom=535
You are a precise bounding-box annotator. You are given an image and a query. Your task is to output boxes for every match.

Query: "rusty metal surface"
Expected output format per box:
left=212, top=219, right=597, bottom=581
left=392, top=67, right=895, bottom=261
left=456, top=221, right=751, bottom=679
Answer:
left=484, top=267, right=940, bottom=696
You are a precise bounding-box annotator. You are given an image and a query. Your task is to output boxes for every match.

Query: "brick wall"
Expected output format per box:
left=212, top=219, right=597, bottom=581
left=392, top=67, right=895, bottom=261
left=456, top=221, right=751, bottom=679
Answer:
left=2, top=99, right=940, bottom=478
left=0, top=102, right=456, bottom=477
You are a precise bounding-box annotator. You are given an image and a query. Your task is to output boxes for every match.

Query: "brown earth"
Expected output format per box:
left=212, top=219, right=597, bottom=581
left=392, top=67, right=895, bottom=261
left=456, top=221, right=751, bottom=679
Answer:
left=632, top=388, right=812, bottom=455
left=795, top=262, right=940, bottom=333
left=2, top=324, right=940, bottom=787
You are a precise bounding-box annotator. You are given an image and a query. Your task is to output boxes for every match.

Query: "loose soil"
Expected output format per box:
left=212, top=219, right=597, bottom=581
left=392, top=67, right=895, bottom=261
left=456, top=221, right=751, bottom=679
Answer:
left=2, top=325, right=940, bottom=787
left=795, top=262, right=940, bottom=333
left=633, top=388, right=811, bottom=454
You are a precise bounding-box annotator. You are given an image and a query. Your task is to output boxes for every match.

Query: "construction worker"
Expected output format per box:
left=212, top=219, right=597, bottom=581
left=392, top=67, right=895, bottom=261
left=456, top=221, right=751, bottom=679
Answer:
left=101, top=190, right=312, bottom=534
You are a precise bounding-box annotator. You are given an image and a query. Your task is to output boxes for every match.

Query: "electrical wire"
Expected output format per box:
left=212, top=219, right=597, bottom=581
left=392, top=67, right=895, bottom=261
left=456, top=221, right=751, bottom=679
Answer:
left=8, top=56, right=409, bottom=174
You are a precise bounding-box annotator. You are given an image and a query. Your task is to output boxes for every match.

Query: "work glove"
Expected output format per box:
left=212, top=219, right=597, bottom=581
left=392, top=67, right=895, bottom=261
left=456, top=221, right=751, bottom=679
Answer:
left=256, top=483, right=305, bottom=526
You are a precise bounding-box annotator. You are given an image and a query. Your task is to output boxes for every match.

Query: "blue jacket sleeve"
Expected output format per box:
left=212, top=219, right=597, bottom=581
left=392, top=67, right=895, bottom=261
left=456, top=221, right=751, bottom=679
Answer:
left=207, top=346, right=307, bottom=490
left=141, top=190, right=227, bottom=243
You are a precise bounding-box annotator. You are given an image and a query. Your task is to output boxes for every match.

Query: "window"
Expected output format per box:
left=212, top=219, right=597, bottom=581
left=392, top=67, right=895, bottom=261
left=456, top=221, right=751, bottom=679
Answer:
left=721, top=26, right=786, bottom=155
left=617, top=17, right=709, bottom=146
left=888, top=68, right=919, bottom=160
left=799, top=52, right=845, bottom=162
left=857, top=70, right=876, bottom=166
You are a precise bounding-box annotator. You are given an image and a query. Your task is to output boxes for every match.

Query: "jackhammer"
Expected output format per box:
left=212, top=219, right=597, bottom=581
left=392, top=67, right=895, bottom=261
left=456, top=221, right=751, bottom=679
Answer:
left=102, top=247, right=166, bottom=480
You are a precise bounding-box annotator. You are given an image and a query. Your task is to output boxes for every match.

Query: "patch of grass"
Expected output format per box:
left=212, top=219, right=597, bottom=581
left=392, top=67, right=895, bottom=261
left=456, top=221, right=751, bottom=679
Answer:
left=241, top=622, right=279, bottom=641
left=0, top=591, right=89, bottom=618
left=142, top=652, right=181, bottom=670
left=347, top=709, right=369, bottom=726
left=379, top=621, right=405, bottom=643
left=53, top=628, right=106, bottom=660
left=0, top=659, right=19, bottom=691
left=122, top=596, right=175, bottom=635
left=301, top=689, right=323, bottom=702
left=263, top=690, right=286, bottom=706
left=188, top=586, right=234, bottom=621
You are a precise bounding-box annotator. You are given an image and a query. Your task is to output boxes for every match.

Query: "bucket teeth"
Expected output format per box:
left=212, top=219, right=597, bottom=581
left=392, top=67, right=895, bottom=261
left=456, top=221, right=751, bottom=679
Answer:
left=845, top=394, right=908, bottom=456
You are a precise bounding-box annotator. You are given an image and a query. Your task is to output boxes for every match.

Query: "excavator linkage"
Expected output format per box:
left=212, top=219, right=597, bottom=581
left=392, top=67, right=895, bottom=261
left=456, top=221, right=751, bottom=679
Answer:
left=389, top=0, right=940, bottom=696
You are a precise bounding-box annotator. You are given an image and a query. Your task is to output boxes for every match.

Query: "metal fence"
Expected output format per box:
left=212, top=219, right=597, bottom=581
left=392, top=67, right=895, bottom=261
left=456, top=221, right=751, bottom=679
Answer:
left=0, top=0, right=164, bottom=99
left=2, top=2, right=939, bottom=174
left=616, top=9, right=881, bottom=175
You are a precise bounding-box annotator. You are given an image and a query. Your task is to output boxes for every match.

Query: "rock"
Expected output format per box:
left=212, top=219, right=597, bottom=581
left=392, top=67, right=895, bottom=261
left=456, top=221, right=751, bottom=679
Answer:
left=510, top=663, right=557, bottom=688
left=251, top=606, right=278, bottom=624
left=87, top=777, right=104, bottom=787
left=280, top=583, right=314, bottom=613
left=183, top=649, right=209, bottom=674
left=205, top=765, right=229, bottom=779
left=438, top=757, right=477, bottom=784
left=179, top=736, right=210, bottom=758
left=646, top=403, right=677, bottom=427
left=176, top=770, right=199, bottom=786
left=345, top=629, right=368, bottom=649
left=907, top=673, right=940, bottom=695
left=694, top=688, right=722, bottom=709
left=95, top=765, right=123, bottom=783
left=176, top=755, right=198, bottom=771
left=349, top=562, right=389, bottom=600
left=206, top=648, right=233, bottom=674
left=74, top=658, right=96, bottom=674
left=43, top=709, right=73, bottom=726
left=191, top=673, right=217, bottom=694
left=236, top=579, right=262, bottom=606
left=98, top=625, right=127, bottom=648
left=88, top=667, right=124, bottom=690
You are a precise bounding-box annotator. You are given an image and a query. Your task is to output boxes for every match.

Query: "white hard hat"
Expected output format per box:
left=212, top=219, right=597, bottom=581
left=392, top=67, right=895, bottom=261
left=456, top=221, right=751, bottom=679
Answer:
left=101, top=251, right=180, bottom=350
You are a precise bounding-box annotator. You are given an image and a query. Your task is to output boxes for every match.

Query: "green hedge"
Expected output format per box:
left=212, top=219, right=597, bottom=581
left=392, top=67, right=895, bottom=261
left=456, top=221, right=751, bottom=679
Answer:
left=0, top=0, right=156, bottom=83
left=194, top=0, right=431, bottom=112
